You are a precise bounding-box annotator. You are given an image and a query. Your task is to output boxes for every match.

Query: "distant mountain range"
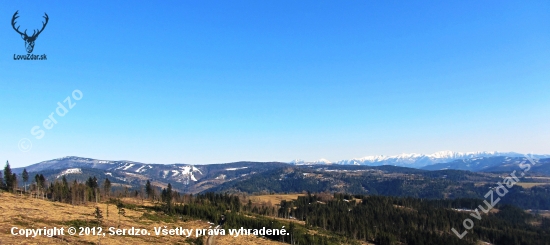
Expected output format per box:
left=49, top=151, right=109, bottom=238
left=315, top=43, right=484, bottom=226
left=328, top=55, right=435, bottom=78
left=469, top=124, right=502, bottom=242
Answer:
left=290, top=151, right=550, bottom=168
left=421, top=156, right=550, bottom=174
left=12, top=156, right=287, bottom=193
left=9, top=152, right=550, bottom=195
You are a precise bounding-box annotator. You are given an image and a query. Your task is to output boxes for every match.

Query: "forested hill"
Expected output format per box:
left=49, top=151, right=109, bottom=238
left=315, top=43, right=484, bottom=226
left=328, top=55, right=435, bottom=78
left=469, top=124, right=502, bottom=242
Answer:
left=205, top=165, right=550, bottom=210
left=272, top=193, right=550, bottom=245
left=9, top=156, right=550, bottom=210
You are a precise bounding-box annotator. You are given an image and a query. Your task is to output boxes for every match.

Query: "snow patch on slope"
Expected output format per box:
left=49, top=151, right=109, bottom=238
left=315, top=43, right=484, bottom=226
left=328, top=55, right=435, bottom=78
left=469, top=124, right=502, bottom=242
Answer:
left=56, top=168, right=82, bottom=178
left=225, top=167, right=248, bottom=171
left=179, top=166, right=201, bottom=182
left=135, top=165, right=148, bottom=173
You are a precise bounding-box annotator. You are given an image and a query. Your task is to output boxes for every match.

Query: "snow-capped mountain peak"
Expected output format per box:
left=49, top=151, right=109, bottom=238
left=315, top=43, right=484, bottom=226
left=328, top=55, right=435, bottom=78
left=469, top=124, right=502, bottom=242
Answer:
left=313, top=158, right=332, bottom=164
left=290, top=158, right=332, bottom=165
left=334, top=151, right=549, bottom=168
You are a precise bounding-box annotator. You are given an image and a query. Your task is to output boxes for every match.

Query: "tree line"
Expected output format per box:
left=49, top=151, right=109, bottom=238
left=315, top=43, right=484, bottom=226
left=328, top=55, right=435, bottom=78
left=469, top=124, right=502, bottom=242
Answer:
left=274, top=192, right=550, bottom=245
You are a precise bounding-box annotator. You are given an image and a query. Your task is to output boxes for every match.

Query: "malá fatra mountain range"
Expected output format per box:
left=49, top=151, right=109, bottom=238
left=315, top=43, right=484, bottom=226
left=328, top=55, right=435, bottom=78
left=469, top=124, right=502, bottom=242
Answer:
left=290, top=150, right=549, bottom=168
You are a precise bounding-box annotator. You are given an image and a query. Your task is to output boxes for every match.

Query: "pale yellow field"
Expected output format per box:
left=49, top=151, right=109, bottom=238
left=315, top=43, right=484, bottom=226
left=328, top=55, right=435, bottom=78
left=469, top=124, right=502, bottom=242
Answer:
left=531, top=211, right=550, bottom=218
left=249, top=194, right=305, bottom=205
left=0, top=192, right=284, bottom=245
left=515, top=182, right=550, bottom=188
left=526, top=177, right=550, bottom=180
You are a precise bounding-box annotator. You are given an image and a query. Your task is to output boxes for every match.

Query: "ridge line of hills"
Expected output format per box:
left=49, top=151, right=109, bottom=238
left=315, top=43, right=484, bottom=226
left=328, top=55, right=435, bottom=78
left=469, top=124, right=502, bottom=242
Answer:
left=6, top=155, right=550, bottom=210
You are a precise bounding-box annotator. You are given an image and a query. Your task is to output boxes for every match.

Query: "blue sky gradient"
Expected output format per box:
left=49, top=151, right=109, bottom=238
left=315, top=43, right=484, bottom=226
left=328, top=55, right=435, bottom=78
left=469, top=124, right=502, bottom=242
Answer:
left=1, top=1, right=549, bottom=167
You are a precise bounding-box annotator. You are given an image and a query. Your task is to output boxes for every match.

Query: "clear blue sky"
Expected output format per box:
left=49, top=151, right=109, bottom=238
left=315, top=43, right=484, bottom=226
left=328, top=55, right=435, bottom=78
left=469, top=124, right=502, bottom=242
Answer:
left=1, top=1, right=549, bottom=167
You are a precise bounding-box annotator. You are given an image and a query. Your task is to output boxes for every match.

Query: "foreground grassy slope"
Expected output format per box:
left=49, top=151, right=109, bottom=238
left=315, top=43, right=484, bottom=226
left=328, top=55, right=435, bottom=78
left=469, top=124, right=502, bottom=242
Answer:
left=0, top=192, right=283, bottom=245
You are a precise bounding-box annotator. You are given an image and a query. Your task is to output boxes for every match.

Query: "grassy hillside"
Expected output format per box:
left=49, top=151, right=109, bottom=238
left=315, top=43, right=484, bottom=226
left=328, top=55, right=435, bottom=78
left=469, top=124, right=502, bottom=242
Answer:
left=0, top=192, right=284, bottom=245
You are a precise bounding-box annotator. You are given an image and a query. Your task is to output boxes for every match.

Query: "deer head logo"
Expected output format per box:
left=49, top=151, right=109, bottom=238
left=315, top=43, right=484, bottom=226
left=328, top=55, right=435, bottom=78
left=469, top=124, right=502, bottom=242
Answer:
left=11, top=11, right=49, bottom=54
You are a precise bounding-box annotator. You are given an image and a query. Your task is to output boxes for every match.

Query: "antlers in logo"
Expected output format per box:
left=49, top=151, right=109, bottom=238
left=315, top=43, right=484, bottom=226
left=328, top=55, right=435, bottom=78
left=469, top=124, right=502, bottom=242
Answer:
left=11, top=11, right=49, bottom=53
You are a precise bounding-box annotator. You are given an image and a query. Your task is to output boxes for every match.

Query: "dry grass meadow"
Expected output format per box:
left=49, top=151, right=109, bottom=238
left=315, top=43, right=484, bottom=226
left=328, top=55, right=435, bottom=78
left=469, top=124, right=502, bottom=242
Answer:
left=0, top=192, right=284, bottom=245
left=248, top=194, right=305, bottom=205
left=515, top=182, right=550, bottom=188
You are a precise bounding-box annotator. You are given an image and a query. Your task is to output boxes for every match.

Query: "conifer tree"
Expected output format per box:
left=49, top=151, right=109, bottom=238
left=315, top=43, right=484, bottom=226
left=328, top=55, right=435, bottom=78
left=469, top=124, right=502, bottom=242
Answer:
left=93, top=206, right=103, bottom=225
left=22, top=168, right=29, bottom=193
left=103, top=178, right=111, bottom=198
left=4, top=161, right=13, bottom=192
left=145, top=180, right=152, bottom=199
left=116, top=201, right=125, bottom=227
